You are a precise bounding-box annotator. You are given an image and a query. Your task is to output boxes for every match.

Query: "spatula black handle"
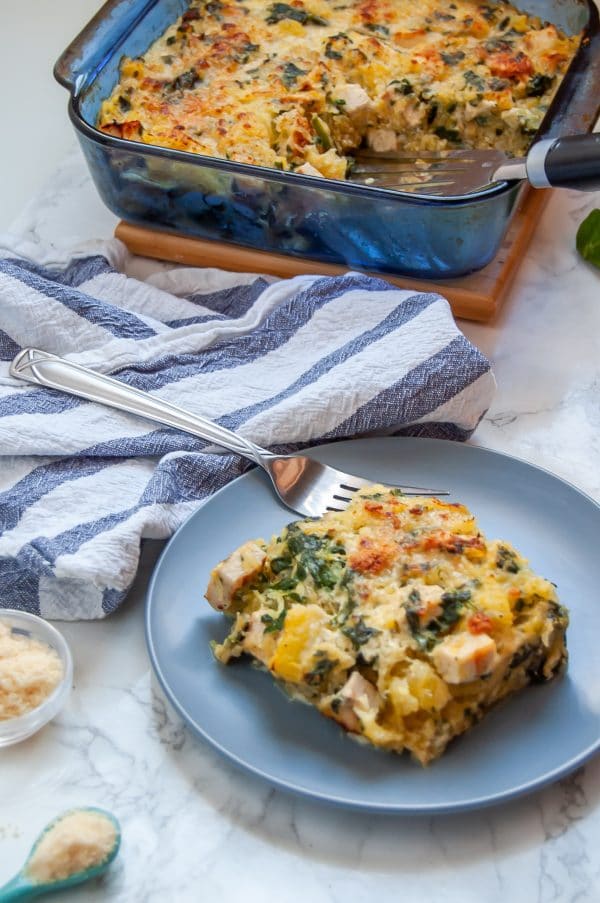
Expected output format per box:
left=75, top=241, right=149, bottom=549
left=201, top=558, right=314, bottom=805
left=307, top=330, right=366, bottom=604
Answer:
left=527, top=134, right=600, bottom=191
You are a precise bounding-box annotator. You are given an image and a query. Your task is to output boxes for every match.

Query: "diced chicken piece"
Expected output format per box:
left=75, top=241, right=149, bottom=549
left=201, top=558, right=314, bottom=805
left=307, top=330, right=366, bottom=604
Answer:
left=432, top=632, right=497, bottom=684
left=205, top=541, right=266, bottom=611
left=295, top=162, right=324, bottom=178
left=242, top=612, right=273, bottom=665
left=523, top=25, right=560, bottom=56
left=334, top=671, right=381, bottom=732
left=402, top=102, right=426, bottom=128
left=414, top=584, right=444, bottom=627
left=464, top=99, right=497, bottom=122
left=334, top=83, right=371, bottom=118
left=367, top=128, right=397, bottom=154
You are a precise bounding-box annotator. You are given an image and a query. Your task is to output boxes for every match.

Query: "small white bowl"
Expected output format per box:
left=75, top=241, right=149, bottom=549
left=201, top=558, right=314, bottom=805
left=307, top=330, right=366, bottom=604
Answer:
left=0, top=609, right=73, bottom=747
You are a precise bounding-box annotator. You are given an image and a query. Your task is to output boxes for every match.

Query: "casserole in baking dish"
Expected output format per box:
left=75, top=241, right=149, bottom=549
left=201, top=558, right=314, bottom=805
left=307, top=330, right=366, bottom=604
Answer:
left=98, top=0, right=580, bottom=180
left=55, top=0, right=600, bottom=278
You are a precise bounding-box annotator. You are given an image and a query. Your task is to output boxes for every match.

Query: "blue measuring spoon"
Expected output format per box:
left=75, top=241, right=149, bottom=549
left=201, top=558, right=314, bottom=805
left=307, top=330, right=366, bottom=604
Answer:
left=0, top=808, right=121, bottom=901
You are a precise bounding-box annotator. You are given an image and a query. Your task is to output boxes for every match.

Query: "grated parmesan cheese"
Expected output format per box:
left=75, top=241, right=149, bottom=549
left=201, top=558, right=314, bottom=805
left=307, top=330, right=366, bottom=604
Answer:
left=0, top=622, right=64, bottom=720
left=27, top=810, right=117, bottom=883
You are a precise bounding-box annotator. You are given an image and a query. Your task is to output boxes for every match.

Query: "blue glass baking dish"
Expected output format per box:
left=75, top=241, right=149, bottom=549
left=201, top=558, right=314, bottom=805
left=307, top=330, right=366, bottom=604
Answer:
left=55, top=0, right=600, bottom=278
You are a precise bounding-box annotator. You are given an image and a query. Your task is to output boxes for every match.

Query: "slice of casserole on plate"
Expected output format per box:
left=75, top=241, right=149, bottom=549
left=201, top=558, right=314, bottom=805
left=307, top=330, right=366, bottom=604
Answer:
left=205, top=485, right=568, bottom=764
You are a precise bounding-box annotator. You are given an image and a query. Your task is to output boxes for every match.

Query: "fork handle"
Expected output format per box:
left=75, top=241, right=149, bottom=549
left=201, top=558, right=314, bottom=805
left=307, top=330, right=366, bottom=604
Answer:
left=9, top=348, right=270, bottom=467
left=527, top=134, right=600, bottom=191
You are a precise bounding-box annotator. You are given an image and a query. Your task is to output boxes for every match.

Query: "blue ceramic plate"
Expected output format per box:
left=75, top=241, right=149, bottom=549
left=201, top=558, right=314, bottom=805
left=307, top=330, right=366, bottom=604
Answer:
left=145, top=438, right=600, bottom=813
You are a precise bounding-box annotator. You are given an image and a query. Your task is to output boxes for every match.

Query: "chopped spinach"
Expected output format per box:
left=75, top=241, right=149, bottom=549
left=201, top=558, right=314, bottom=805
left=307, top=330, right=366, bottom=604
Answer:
left=426, top=103, right=438, bottom=125
left=118, top=95, right=132, bottom=112
left=295, top=560, right=307, bottom=580
left=282, top=523, right=347, bottom=591
left=205, top=0, right=223, bottom=15
left=281, top=61, right=308, bottom=88
left=305, top=651, right=337, bottom=685
left=266, top=3, right=328, bottom=26
left=526, top=73, right=554, bottom=97
left=405, top=589, right=424, bottom=636
left=342, top=617, right=380, bottom=649
left=439, top=588, right=471, bottom=626
left=167, top=68, right=201, bottom=92
left=284, top=591, right=305, bottom=603
left=390, top=78, right=413, bottom=96
left=286, top=524, right=324, bottom=556
left=479, top=4, right=497, bottom=21
left=324, top=32, right=351, bottom=59
left=313, top=562, right=343, bottom=588
left=365, top=22, right=390, bottom=36
left=234, top=41, right=261, bottom=63
left=485, top=37, right=512, bottom=53
left=440, top=50, right=465, bottom=65
left=270, top=556, right=292, bottom=574
left=333, top=592, right=357, bottom=628
left=546, top=600, right=569, bottom=623
left=464, top=69, right=485, bottom=92
left=509, top=643, right=536, bottom=669
left=435, top=126, right=461, bottom=143
left=405, top=586, right=471, bottom=650
left=261, top=608, right=287, bottom=633
left=271, top=576, right=298, bottom=591
left=496, top=545, right=520, bottom=573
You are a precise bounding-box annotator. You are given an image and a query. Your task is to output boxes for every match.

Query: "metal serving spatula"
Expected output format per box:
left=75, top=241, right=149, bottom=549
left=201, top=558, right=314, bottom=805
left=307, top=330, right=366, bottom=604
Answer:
left=351, top=133, right=600, bottom=197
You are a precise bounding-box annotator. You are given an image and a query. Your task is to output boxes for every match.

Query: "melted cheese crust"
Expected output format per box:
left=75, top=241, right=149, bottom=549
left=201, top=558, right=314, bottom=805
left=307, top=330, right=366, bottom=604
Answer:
left=207, top=485, right=568, bottom=765
left=98, top=0, right=580, bottom=180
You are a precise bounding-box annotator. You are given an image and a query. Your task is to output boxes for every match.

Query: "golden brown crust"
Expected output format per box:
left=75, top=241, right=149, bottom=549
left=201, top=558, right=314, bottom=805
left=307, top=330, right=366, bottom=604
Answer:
left=98, top=0, right=580, bottom=180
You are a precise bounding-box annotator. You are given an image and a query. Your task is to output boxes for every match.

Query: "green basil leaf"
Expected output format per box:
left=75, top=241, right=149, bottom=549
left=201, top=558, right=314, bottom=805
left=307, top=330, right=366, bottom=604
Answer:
left=576, top=209, right=600, bottom=270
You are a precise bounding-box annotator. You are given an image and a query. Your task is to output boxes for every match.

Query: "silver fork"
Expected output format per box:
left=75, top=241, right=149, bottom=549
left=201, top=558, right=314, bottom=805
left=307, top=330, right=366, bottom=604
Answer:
left=351, top=133, right=600, bottom=197
left=9, top=348, right=447, bottom=518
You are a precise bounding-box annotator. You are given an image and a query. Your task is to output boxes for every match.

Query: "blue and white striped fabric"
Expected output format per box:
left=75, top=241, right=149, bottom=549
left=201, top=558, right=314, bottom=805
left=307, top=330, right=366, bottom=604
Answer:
left=0, top=241, right=495, bottom=619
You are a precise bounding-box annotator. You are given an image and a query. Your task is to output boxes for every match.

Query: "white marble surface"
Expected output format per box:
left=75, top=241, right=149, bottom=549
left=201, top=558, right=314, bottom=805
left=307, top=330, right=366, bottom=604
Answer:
left=1, top=142, right=600, bottom=902
left=0, top=0, right=100, bottom=229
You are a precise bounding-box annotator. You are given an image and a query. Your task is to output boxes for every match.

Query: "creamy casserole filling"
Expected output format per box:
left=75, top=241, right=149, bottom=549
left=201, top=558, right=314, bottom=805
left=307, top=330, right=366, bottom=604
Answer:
left=99, top=0, right=580, bottom=180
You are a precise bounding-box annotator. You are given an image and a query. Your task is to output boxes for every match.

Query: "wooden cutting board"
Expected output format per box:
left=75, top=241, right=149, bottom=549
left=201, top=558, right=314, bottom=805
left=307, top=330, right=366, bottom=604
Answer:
left=115, top=185, right=550, bottom=322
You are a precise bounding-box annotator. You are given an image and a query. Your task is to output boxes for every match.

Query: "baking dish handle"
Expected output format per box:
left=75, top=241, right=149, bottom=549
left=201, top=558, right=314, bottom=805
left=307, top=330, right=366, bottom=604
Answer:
left=54, top=0, right=155, bottom=94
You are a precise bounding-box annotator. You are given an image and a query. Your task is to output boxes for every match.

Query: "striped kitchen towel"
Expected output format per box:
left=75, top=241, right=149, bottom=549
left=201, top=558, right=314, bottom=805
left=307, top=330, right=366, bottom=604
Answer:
left=0, top=240, right=495, bottom=619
